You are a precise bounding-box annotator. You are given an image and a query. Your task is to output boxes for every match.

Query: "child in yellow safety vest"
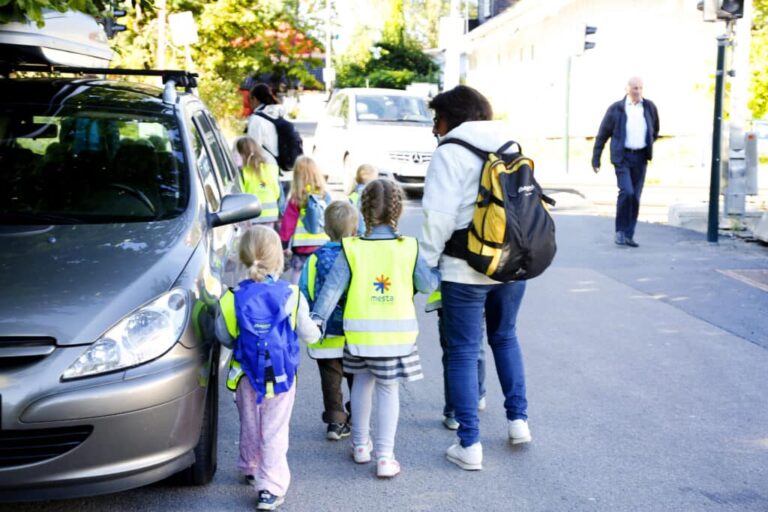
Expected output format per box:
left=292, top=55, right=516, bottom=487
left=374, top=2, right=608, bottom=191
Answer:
left=215, top=225, right=320, bottom=510
left=279, top=156, right=331, bottom=284
left=310, top=179, right=439, bottom=479
left=298, top=200, right=359, bottom=442
left=234, top=136, right=283, bottom=229
left=347, top=163, right=378, bottom=235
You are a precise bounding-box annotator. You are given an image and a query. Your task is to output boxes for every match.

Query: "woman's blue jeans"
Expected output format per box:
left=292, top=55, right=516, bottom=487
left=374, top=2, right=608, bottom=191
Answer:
left=441, top=279, right=527, bottom=447
left=438, top=310, right=485, bottom=418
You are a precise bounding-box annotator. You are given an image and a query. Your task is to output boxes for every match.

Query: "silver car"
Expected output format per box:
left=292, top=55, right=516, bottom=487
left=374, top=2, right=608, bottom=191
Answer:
left=0, top=71, right=259, bottom=500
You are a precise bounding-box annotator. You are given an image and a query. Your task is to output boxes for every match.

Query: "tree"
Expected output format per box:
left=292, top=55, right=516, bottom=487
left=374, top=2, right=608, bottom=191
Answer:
left=0, top=0, right=153, bottom=26
left=335, top=0, right=439, bottom=89
left=749, top=0, right=768, bottom=118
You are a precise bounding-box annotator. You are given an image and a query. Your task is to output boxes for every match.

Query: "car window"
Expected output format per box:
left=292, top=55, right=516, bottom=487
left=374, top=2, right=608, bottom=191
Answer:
left=193, top=112, right=231, bottom=190
left=0, top=106, right=188, bottom=224
left=205, top=112, right=238, bottom=185
left=355, top=95, right=431, bottom=123
left=188, top=117, right=221, bottom=211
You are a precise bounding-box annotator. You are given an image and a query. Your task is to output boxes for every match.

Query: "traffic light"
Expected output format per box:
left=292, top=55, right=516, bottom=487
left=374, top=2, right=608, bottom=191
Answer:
left=103, top=7, right=127, bottom=38
left=584, top=25, right=597, bottom=51
left=697, top=0, right=744, bottom=21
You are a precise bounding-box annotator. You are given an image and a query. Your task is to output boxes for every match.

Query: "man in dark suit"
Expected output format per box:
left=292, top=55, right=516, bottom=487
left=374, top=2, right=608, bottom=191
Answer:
left=592, top=77, right=660, bottom=247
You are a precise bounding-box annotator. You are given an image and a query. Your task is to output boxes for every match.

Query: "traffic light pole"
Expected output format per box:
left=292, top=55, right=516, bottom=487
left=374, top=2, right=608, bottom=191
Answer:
left=707, top=34, right=729, bottom=243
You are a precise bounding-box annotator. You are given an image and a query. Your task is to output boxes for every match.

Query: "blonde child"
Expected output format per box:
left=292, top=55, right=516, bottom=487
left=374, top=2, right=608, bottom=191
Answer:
left=215, top=226, right=320, bottom=510
left=347, top=164, right=378, bottom=236
left=279, top=156, right=332, bottom=284
left=234, top=136, right=282, bottom=228
left=298, top=201, right=358, bottom=441
left=311, top=179, right=439, bottom=478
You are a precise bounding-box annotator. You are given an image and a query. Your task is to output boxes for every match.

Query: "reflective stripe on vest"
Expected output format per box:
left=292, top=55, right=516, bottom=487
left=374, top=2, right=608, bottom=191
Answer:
left=342, top=236, right=418, bottom=357
left=304, top=253, right=345, bottom=358
left=292, top=208, right=330, bottom=247
left=241, top=163, right=280, bottom=222
left=222, top=285, right=299, bottom=392
left=424, top=290, right=442, bottom=312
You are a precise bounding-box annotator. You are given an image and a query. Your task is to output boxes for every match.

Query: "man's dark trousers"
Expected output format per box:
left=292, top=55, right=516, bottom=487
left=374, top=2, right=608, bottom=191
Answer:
left=614, top=150, right=648, bottom=240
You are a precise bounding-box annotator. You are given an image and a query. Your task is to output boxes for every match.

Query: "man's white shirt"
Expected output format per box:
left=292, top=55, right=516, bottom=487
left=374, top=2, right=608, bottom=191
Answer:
left=624, top=97, right=647, bottom=150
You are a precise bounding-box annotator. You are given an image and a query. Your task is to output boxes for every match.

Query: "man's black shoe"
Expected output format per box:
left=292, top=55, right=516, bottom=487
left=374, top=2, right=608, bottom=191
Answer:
left=625, top=238, right=639, bottom=247
left=614, top=232, right=626, bottom=246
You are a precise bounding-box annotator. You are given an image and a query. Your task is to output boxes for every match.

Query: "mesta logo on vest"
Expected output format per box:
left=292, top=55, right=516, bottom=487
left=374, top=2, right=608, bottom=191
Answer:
left=371, top=274, right=394, bottom=303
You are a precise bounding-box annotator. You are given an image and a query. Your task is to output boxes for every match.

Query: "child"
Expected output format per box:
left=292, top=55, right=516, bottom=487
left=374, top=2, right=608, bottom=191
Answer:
left=311, top=179, right=439, bottom=478
left=234, top=136, right=283, bottom=228
left=279, top=156, right=332, bottom=284
left=215, top=225, right=320, bottom=510
left=299, top=200, right=358, bottom=441
left=347, top=164, right=378, bottom=235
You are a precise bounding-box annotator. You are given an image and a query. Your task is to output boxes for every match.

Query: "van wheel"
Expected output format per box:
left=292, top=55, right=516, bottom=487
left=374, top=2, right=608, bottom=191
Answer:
left=178, top=361, right=219, bottom=485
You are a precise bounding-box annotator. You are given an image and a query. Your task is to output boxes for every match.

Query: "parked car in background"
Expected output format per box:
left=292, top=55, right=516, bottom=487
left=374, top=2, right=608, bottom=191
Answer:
left=0, top=68, right=260, bottom=501
left=311, top=88, right=435, bottom=195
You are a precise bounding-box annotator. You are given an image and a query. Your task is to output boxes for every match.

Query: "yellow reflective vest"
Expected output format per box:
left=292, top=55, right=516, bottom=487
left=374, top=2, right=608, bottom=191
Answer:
left=220, top=285, right=299, bottom=394
left=241, top=163, right=281, bottom=223
left=341, top=236, right=419, bottom=357
left=304, top=253, right=345, bottom=359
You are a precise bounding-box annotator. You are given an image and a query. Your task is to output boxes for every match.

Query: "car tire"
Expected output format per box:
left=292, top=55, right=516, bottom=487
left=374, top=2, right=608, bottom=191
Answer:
left=177, top=350, right=219, bottom=486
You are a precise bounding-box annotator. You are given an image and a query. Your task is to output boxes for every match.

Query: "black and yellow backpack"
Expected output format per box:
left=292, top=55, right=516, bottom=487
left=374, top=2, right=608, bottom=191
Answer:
left=440, top=138, right=557, bottom=282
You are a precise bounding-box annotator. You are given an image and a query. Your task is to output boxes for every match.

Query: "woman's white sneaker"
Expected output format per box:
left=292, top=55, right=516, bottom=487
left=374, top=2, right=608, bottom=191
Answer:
left=351, top=439, right=373, bottom=463
left=446, top=440, right=482, bottom=470
left=508, top=419, right=532, bottom=445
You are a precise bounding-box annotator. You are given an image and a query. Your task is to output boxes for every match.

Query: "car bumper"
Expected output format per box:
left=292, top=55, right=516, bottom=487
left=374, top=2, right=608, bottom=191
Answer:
left=0, top=342, right=210, bottom=502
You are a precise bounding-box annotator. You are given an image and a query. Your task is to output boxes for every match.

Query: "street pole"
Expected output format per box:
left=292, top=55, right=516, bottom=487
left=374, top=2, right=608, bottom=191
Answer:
left=707, top=34, right=728, bottom=243
left=156, top=0, right=166, bottom=70
left=324, top=0, right=332, bottom=92
left=565, top=55, right=571, bottom=175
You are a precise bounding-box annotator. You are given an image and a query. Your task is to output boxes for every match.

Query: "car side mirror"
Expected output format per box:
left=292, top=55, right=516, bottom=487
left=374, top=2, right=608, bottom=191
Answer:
left=209, top=193, right=261, bottom=227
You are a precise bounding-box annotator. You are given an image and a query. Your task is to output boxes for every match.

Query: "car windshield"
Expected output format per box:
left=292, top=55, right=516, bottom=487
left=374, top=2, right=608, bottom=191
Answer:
left=0, top=106, right=188, bottom=224
left=355, top=95, right=431, bottom=123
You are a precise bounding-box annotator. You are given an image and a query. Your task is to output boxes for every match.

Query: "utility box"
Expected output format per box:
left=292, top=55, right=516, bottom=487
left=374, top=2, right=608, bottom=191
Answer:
left=744, top=131, right=758, bottom=195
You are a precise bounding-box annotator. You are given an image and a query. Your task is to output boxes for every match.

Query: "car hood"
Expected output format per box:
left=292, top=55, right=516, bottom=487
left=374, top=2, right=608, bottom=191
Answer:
left=354, top=122, right=437, bottom=154
left=0, top=217, right=198, bottom=345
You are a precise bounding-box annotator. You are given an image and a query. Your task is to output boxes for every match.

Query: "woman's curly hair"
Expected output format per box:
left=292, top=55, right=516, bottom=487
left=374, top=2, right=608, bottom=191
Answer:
left=360, top=179, right=404, bottom=237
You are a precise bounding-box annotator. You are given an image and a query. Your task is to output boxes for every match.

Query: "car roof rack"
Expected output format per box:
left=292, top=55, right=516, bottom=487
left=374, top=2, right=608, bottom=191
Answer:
left=0, top=64, right=199, bottom=90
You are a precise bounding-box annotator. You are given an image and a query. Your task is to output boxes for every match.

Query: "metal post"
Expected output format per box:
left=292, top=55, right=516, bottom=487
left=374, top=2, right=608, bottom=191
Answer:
left=707, top=35, right=728, bottom=243
left=565, top=55, right=571, bottom=174
left=156, top=0, right=167, bottom=69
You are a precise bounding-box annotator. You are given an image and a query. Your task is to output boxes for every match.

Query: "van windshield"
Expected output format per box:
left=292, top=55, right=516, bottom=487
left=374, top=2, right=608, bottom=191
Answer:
left=0, top=107, right=188, bottom=224
left=355, top=95, right=431, bottom=123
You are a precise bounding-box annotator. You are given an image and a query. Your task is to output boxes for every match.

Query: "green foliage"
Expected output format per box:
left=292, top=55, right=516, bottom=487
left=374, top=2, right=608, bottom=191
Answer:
left=0, top=0, right=153, bottom=26
left=109, top=0, right=321, bottom=130
left=334, top=0, right=438, bottom=90
left=750, top=0, right=768, bottom=118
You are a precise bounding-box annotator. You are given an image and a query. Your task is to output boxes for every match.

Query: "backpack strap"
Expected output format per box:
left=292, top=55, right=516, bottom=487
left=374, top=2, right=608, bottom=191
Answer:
left=438, top=138, right=488, bottom=159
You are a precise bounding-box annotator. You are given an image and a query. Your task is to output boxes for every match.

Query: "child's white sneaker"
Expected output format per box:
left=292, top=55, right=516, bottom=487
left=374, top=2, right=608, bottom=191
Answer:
left=446, top=439, right=482, bottom=470
left=508, top=419, right=532, bottom=445
left=351, top=438, right=373, bottom=464
left=477, top=396, right=487, bottom=411
left=376, top=456, right=400, bottom=478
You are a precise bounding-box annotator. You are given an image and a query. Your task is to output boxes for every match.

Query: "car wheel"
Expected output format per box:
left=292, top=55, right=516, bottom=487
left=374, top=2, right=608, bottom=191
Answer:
left=405, top=188, right=423, bottom=200
left=178, top=350, right=219, bottom=486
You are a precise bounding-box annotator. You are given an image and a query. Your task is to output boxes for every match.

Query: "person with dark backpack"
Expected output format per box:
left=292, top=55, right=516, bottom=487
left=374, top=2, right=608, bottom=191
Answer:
left=422, top=85, right=553, bottom=471
left=247, top=83, right=304, bottom=173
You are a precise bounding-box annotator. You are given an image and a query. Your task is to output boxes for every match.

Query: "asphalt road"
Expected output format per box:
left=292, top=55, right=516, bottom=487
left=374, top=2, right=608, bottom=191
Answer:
left=5, top=203, right=768, bottom=511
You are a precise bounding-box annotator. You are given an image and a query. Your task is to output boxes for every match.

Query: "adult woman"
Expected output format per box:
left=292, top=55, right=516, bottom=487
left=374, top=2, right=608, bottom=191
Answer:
left=421, top=85, right=531, bottom=471
left=247, top=83, right=284, bottom=167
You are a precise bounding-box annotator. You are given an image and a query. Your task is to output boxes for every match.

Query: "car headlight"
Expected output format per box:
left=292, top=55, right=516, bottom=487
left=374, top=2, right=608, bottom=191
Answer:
left=62, top=289, right=189, bottom=380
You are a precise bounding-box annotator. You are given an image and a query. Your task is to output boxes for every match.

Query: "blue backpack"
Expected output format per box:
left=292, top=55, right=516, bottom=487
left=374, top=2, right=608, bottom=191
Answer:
left=234, top=279, right=299, bottom=403
left=302, top=191, right=332, bottom=235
